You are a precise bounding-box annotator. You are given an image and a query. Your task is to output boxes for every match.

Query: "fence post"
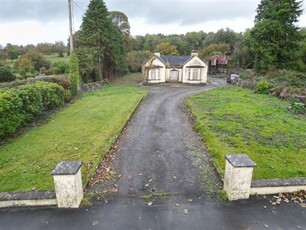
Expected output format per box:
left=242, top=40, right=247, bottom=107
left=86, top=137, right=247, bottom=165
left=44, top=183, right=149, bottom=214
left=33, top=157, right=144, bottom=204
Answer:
left=224, top=154, right=256, bottom=200
left=51, top=161, right=83, bottom=208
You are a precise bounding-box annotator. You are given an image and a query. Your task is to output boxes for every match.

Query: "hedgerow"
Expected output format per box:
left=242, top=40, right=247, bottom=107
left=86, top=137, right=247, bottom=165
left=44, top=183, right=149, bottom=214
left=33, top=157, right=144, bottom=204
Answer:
left=0, top=81, right=67, bottom=139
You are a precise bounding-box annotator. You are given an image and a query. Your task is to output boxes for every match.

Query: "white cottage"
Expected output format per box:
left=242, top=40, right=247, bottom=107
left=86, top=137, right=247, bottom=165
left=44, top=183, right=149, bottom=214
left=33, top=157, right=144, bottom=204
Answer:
left=143, top=50, right=207, bottom=84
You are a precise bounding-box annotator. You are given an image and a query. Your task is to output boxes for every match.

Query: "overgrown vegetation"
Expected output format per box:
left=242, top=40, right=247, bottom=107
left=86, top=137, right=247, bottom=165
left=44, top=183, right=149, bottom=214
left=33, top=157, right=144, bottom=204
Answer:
left=236, top=69, right=306, bottom=112
left=0, top=85, right=147, bottom=192
left=187, top=86, right=306, bottom=179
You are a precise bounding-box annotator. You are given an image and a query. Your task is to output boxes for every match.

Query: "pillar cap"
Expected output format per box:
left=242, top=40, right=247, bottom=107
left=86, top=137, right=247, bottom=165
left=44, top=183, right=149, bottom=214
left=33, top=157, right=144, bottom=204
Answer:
left=51, top=161, right=82, bottom=175
left=225, top=154, right=257, bottom=168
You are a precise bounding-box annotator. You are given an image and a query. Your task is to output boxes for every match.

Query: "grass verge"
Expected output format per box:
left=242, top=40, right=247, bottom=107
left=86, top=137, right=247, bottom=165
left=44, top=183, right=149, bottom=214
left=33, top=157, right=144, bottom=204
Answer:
left=186, top=85, right=306, bottom=179
left=0, top=84, right=147, bottom=192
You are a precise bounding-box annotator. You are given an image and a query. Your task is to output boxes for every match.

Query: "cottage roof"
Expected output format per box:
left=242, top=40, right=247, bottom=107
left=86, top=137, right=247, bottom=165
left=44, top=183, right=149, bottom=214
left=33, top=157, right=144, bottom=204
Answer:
left=160, top=55, right=191, bottom=66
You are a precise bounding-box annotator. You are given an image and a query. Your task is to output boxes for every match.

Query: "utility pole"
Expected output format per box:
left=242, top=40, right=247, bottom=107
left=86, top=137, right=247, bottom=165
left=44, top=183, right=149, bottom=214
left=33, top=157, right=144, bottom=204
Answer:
left=68, top=0, right=74, bottom=53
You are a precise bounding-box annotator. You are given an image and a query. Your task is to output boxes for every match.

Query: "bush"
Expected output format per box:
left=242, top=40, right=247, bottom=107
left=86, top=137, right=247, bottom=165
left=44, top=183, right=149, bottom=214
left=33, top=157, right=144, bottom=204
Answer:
left=255, top=81, right=270, bottom=94
left=0, top=90, right=24, bottom=139
left=32, top=82, right=65, bottom=110
left=17, top=85, right=43, bottom=120
left=0, top=75, right=71, bottom=90
left=57, top=62, right=69, bottom=74
left=0, top=82, right=67, bottom=139
left=47, top=67, right=61, bottom=75
left=26, top=52, right=51, bottom=70
left=19, top=69, right=27, bottom=78
left=0, top=66, right=16, bottom=83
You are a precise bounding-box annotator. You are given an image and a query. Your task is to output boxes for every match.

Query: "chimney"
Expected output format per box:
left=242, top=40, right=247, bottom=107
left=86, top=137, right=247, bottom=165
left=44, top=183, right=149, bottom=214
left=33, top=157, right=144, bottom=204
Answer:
left=154, top=50, right=161, bottom=57
left=191, top=50, right=198, bottom=57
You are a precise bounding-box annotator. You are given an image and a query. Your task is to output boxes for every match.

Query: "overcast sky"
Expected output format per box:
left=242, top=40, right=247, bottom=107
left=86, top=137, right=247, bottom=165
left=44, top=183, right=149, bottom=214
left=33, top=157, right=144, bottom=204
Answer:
left=0, top=0, right=305, bottom=46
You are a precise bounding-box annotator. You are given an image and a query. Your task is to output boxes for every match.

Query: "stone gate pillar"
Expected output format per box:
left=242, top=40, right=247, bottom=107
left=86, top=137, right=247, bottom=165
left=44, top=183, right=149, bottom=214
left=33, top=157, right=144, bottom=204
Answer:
left=51, top=161, right=83, bottom=208
left=223, top=154, right=256, bottom=201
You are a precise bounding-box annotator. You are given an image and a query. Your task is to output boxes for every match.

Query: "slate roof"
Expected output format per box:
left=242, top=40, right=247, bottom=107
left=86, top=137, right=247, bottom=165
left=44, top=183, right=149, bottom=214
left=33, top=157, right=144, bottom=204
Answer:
left=160, top=55, right=191, bottom=66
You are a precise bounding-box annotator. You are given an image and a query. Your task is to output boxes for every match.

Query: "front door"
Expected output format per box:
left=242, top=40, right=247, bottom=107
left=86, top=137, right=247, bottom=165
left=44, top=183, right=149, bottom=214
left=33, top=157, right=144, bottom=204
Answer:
left=169, top=70, right=179, bottom=82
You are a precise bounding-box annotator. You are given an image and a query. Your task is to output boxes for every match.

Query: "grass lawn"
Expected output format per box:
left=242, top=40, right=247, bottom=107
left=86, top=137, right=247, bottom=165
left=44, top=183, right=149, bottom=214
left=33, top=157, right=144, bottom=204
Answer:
left=0, top=84, right=147, bottom=192
left=45, top=53, right=69, bottom=64
left=187, top=85, right=306, bottom=179
left=112, top=72, right=143, bottom=87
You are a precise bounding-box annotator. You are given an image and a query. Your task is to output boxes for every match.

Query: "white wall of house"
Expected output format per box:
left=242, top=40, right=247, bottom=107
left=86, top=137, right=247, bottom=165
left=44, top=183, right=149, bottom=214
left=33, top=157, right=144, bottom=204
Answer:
left=182, top=57, right=207, bottom=84
left=143, top=55, right=207, bottom=84
left=145, top=58, right=166, bottom=83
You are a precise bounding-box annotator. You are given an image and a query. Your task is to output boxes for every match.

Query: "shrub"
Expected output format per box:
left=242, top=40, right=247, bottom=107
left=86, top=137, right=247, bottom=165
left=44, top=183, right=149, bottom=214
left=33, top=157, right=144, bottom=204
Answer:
left=51, top=75, right=71, bottom=90
left=29, top=66, right=36, bottom=74
left=0, top=82, right=67, bottom=139
left=0, top=66, right=16, bottom=83
left=26, top=52, right=51, bottom=70
left=0, top=90, right=24, bottom=139
left=255, top=81, right=270, bottom=94
left=47, top=67, right=61, bottom=75
left=57, top=62, right=69, bottom=74
left=0, top=75, right=71, bottom=90
left=32, top=82, right=65, bottom=110
left=17, top=85, right=43, bottom=120
left=40, top=67, right=46, bottom=75
left=19, top=69, right=27, bottom=78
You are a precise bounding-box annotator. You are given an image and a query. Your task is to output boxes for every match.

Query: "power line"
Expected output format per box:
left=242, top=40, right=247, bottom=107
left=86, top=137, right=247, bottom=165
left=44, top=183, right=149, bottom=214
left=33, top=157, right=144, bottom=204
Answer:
left=72, top=0, right=85, bottom=12
left=71, top=0, right=75, bottom=33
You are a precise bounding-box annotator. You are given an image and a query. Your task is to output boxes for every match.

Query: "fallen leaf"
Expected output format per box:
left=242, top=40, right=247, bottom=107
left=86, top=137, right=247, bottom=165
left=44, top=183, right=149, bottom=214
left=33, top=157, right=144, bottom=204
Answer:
left=92, top=221, right=99, bottom=226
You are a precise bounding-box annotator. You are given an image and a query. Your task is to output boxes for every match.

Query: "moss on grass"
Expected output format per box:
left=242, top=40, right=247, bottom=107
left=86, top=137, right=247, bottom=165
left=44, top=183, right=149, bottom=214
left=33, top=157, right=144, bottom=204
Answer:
left=187, top=85, right=306, bottom=179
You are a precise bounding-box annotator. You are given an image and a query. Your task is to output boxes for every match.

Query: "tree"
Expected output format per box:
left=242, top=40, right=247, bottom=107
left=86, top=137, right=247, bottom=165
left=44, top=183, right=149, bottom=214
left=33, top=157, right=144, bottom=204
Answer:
left=0, top=66, right=16, bottom=82
left=155, top=42, right=179, bottom=55
left=109, top=11, right=130, bottom=36
left=250, top=0, right=303, bottom=71
left=24, top=52, right=51, bottom=71
left=127, top=50, right=151, bottom=72
left=199, top=43, right=230, bottom=59
left=5, top=43, right=22, bottom=60
left=202, top=29, right=239, bottom=50
left=231, top=30, right=255, bottom=68
left=14, top=55, right=34, bottom=72
left=77, top=0, right=126, bottom=81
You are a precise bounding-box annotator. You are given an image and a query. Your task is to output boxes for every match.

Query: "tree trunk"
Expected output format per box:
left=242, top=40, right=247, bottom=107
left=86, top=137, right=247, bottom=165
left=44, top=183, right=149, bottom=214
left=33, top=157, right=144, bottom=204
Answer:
left=98, top=55, right=104, bottom=81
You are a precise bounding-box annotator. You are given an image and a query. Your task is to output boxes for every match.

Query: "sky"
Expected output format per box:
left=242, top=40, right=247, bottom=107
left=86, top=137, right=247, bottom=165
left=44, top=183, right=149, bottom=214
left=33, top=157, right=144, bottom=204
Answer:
left=0, top=0, right=305, bottom=46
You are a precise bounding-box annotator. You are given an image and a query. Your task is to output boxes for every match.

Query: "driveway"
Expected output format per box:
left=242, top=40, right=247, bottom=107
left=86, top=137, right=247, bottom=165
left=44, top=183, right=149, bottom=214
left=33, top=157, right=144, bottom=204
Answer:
left=0, top=78, right=305, bottom=230
left=111, top=79, right=225, bottom=203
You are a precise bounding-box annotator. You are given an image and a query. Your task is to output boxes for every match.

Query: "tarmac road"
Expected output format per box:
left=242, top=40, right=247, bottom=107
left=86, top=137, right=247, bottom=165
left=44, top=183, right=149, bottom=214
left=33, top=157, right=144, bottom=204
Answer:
left=0, top=78, right=305, bottom=230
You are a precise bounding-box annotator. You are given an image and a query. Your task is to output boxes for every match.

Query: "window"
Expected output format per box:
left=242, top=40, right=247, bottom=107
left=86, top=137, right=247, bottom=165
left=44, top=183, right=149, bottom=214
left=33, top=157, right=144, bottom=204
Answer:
left=150, top=69, right=159, bottom=80
left=187, top=69, right=191, bottom=80
left=192, top=68, right=199, bottom=80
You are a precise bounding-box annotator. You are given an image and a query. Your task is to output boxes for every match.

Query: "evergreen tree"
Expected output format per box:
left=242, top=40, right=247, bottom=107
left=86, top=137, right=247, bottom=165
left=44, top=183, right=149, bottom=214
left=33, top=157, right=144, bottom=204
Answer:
left=77, top=0, right=126, bottom=81
left=250, top=0, right=303, bottom=71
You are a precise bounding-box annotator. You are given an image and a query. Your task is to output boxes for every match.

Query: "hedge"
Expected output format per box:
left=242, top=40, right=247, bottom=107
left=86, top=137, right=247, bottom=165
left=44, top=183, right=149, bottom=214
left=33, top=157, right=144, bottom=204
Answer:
left=0, top=90, right=24, bottom=139
left=0, top=75, right=71, bottom=90
left=0, top=82, right=67, bottom=139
